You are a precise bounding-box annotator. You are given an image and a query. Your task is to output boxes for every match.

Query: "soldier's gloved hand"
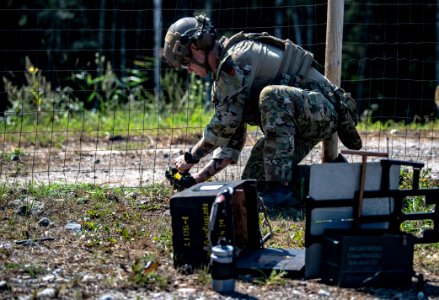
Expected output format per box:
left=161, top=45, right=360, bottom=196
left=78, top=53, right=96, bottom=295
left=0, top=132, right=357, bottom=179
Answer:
left=165, top=166, right=196, bottom=191
left=173, top=152, right=199, bottom=173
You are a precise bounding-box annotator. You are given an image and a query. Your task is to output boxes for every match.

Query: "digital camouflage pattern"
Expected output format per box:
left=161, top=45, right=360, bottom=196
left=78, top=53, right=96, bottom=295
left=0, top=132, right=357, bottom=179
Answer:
left=204, top=37, right=360, bottom=183
left=206, top=40, right=285, bottom=155
left=241, top=85, right=338, bottom=182
left=241, top=136, right=317, bottom=182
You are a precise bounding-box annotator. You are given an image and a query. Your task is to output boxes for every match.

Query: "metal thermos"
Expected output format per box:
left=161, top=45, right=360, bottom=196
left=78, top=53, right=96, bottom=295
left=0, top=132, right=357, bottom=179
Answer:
left=210, top=243, right=235, bottom=292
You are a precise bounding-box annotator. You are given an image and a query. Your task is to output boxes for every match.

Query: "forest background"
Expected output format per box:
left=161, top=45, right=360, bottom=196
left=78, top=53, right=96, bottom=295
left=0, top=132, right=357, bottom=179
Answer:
left=1, top=0, right=437, bottom=123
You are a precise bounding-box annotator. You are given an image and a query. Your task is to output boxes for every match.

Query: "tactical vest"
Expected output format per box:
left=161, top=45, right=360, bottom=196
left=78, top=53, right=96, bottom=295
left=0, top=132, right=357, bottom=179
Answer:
left=217, top=32, right=362, bottom=150
left=218, top=31, right=315, bottom=86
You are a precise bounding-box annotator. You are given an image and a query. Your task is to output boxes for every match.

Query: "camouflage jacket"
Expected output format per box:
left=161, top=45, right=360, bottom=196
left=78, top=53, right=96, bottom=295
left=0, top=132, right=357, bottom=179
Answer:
left=205, top=36, right=331, bottom=162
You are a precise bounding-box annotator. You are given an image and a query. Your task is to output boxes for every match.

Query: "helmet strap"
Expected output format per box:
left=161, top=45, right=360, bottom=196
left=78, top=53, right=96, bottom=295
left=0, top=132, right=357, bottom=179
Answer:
left=187, top=53, right=211, bottom=72
left=204, top=53, right=211, bottom=71
left=186, top=43, right=212, bottom=72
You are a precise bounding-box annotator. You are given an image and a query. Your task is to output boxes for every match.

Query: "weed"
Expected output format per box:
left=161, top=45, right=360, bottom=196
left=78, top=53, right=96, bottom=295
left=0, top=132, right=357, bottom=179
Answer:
left=288, top=223, right=305, bottom=247
left=4, top=262, right=20, bottom=270
left=0, top=54, right=214, bottom=148
left=194, top=266, right=211, bottom=286
left=399, top=167, right=437, bottom=236
left=128, top=255, right=170, bottom=289
left=3, top=57, right=84, bottom=126
left=5, top=262, right=47, bottom=278
left=15, top=196, right=39, bottom=216
left=2, top=148, right=24, bottom=161
left=153, top=231, right=172, bottom=253
left=87, top=209, right=101, bottom=219
left=83, top=220, right=98, bottom=231
left=254, top=269, right=287, bottom=286
left=119, top=227, right=131, bottom=241
left=0, top=183, right=9, bottom=198
left=87, top=187, right=107, bottom=202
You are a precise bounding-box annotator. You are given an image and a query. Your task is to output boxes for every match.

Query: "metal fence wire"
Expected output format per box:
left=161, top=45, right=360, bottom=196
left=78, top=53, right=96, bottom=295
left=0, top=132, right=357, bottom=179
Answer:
left=0, top=1, right=438, bottom=187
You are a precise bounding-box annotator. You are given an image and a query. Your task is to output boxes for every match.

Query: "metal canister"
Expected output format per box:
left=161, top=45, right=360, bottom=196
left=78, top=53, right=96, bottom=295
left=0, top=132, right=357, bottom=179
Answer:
left=210, top=243, right=235, bottom=292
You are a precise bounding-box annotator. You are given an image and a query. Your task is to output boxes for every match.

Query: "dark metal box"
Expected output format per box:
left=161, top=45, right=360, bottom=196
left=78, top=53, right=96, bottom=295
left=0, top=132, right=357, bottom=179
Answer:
left=170, top=180, right=261, bottom=269
left=321, top=230, right=415, bottom=287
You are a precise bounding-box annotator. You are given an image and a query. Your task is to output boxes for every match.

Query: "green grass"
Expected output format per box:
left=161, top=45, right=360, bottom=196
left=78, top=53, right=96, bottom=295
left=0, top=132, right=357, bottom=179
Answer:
left=0, top=181, right=175, bottom=291
left=357, top=118, right=439, bottom=132
left=3, top=106, right=438, bottom=133
left=1, top=106, right=213, bottom=146
left=4, top=262, right=47, bottom=278
left=2, top=104, right=438, bottom=149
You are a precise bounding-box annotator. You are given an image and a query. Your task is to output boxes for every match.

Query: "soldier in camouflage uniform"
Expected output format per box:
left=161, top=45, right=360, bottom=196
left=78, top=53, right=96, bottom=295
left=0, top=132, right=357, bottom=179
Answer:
left=162, top=15, right=362, bottom=207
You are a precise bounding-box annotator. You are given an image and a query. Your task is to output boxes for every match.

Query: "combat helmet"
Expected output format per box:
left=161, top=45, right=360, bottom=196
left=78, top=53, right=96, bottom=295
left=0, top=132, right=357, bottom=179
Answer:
left=162, top=15, right=217, bottom=69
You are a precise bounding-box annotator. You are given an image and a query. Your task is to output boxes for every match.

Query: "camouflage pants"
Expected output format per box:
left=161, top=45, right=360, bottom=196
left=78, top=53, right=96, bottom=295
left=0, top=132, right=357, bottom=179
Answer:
left=241, top=85, right=338, bottom=183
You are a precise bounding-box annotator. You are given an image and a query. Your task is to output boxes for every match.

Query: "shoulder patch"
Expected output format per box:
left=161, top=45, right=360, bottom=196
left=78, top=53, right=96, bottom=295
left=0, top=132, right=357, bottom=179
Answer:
left=221, top=57, right=236, bottom=77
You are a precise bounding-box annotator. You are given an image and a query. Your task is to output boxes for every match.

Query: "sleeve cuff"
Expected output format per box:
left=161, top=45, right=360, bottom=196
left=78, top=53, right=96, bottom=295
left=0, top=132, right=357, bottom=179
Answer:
left=212, top=147, right=241, bottom=164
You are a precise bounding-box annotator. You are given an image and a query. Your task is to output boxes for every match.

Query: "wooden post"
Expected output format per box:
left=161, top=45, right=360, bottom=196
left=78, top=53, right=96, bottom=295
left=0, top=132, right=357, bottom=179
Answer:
left=322, top=0, right=344, bottom=162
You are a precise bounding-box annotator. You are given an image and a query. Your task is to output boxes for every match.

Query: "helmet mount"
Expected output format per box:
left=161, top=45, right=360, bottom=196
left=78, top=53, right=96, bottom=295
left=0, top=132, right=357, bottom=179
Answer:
left=187, top=15, right=217, bottom=52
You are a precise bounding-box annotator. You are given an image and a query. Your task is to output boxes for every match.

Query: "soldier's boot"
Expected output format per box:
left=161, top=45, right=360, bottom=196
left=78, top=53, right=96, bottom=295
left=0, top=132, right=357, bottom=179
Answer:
left=336, top=91, right=362, bottom=150
left=258, top=182, right=295, bottom=208
left=337, top=108, right=362, bottom=150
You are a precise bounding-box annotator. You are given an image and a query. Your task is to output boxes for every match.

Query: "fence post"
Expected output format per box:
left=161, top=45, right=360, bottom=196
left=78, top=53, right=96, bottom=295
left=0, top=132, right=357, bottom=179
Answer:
left=322, top=0, right=344, bottom=162
left=154, top=0, right=162, bottom=111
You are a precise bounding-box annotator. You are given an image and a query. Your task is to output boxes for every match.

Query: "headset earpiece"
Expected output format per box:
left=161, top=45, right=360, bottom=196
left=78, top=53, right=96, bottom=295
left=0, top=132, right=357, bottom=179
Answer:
left=192, top=15, right=217, bottom=51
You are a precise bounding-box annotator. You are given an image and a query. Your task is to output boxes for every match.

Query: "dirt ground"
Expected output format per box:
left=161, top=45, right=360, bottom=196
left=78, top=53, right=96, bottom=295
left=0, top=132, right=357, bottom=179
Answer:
left=0, top=130, right=439, bottom=299
left=0, top=185, right=438, bottom=300
left=1, top=130, right=438, bottom=187
left=1, top=181, right=438, bottom=300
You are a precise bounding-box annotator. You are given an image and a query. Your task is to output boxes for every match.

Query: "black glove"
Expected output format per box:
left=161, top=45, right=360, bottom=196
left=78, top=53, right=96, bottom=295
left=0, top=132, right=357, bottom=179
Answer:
left=165, top=166, right=196, bottom=191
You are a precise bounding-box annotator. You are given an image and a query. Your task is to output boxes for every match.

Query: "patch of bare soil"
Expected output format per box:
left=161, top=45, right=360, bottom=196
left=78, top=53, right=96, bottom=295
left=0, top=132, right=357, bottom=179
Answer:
left=0, top=130, right=438, bottom=188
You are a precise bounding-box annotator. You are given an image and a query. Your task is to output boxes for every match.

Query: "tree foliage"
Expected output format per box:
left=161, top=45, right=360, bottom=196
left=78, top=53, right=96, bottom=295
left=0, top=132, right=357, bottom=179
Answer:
left=0, top=0, right=437, bottom=121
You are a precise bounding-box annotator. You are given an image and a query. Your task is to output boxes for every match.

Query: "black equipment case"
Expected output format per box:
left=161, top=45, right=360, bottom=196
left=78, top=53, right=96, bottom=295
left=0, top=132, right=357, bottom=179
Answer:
left=321, top=230, right=415, bottom=287
left=170, top=180, right=305, bottom=277
left=170, top=180, right=261, bottom=269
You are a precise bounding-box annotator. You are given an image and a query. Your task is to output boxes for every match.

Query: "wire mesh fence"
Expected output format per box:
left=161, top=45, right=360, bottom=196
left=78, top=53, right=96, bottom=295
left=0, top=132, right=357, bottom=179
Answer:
left=0, top=1, right=438, bottom=187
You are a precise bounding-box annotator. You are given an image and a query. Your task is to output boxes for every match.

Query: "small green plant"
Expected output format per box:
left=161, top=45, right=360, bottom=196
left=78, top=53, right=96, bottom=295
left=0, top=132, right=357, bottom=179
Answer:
left=16, top=196, right=39, bottom=216
left=3, top=57, right=84, bottom=126
left=153, top=231, right=172, bottom=253
left=2, top=148, right=24, bottom=161
left=87, top=209, right=101, bottom=219
left=194, top=266, right=211, bottom=285
left=254, top=269, right=287, bottom=286
left=0, top=183, right=8, bottom=199
left=288, top=223, right=305, bottom=247
left=399, top=167, right=437, bottom=236
left=119, top=227, right=130, bottom=241
left=71, top=53, right=152, bottom=111
left=128, top=255, right=169, bottom=289
left=259, top=212, right=273, bottom=241
left=83, top=221, right=98, bottom=231
left=5, top=263, right=47, bottom=278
